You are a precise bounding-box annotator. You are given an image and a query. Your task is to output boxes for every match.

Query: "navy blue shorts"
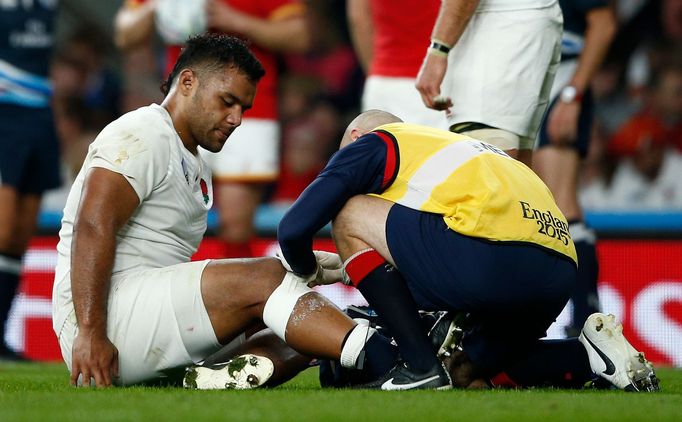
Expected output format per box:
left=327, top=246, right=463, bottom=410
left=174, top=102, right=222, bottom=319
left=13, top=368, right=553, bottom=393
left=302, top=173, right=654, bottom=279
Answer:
left=536, top=90, right=594, bottom=158
left=0, top=104, right=60, bottom=194
left=385, top=204, right=577, bottom=373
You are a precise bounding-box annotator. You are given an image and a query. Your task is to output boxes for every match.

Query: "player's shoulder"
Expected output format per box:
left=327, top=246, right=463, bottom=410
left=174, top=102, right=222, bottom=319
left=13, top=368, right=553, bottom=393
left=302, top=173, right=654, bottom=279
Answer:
left=90, top=104, right=174, bottom=163
left=113, top=104, right=172, bottom=134
left=96, top=104, right=173, bottom=146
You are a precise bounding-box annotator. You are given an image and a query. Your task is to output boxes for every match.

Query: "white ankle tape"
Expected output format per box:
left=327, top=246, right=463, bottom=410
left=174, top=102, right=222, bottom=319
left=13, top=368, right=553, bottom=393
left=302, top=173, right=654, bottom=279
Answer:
left=340, top=323, right=376, bottom=369
left=262, top=272, right=312, bottom=341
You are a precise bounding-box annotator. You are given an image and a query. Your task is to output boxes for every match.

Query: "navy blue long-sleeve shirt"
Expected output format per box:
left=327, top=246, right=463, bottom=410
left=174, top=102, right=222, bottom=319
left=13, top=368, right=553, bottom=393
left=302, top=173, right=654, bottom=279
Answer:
left=277, top=131, right=399, bottom=275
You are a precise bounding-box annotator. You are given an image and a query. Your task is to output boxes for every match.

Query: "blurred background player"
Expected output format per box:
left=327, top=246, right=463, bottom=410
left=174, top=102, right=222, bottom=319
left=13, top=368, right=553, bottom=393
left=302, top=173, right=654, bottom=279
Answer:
left=534, top=0, right=617, bottom=336
left=0, top=0, right=60, bottom=360
left=347, top=0, right=448, bottom=128
left=415, top=0, right=563, bottom=166
left=114, top=0, right=311, bottom=258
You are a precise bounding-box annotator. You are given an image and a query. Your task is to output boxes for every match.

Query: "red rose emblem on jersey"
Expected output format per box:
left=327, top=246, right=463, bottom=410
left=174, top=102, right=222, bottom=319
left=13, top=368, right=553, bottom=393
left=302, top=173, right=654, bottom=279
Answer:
left=200, top=179, right=209, bottom=204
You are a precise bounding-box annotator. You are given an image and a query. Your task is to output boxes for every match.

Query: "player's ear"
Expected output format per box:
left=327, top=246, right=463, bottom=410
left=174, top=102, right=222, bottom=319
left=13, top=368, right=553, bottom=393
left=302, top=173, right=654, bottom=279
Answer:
left=177, top=69, right=196, bottom=95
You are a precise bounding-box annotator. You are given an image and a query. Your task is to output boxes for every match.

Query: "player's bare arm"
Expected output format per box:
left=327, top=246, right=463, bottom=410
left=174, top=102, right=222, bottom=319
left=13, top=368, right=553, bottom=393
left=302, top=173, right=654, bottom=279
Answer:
left=415, top=0, right=479, bottom=111
left=114, top=0, right=157, bottom=51
left=205, top=0, right=311, bottom=53
left=70, top=168, right=140, bottom=388
left=347, top=0, right=374, bottom=73
left=547, top=6, right=616, bottom=145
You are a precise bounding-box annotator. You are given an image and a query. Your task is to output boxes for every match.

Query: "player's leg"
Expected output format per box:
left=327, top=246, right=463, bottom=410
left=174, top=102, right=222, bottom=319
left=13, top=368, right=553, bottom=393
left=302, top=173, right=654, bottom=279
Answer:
left=1, top=106, right=59, bottom=359
left=442, top=6, right=561, bottom=169
left=203, top=257, right=396, bottom=380
left=0, top=187, right=24, bottom=359
left=453, top=125, right=528, bottom=165
left=489, top=313, right=659, bottom=392
left=333, top=196, right=451, bottom=389
left=200, top=328, right=312, bottom=387
left=55, top=261, right=220, bottom=385
left=534, top=147, right=600, bottom=333
left=534, top=87, right=601, bottom=335
left=56, top=258, right=358, bottom=386
left=0, top=192, right=41, bottom=353
left=485, top=338, right=594, bottom=389
left=440, top=18, right=527, bottom=165
left=203, top=257, right=354, bottom=357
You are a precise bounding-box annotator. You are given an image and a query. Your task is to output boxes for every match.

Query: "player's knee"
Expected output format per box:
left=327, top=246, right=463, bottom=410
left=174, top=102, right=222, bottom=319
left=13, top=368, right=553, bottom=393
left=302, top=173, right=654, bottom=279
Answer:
left=254, top=257, right=288, bottom=296
left=262, top=272, right=314, bottom=341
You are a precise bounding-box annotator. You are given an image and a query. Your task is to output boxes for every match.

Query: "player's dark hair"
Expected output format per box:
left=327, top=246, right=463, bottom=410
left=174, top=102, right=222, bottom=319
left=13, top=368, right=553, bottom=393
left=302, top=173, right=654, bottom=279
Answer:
left=160, top=33, right=265, bottom=95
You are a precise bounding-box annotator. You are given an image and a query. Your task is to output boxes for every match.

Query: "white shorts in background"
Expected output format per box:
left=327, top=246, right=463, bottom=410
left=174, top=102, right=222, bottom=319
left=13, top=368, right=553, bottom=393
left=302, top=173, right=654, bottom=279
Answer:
left=442, top=3, right=562, bottom=142
left=362, top=76, right=450, bottom=130
left=200, top=118, right=280, bottom=183
left=55, top=260, right=230, bottom=386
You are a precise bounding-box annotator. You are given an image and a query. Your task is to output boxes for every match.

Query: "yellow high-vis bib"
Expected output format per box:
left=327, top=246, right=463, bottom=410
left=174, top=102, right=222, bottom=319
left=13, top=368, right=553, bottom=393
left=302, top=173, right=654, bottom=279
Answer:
left=370, top=123, right=577, bottom=264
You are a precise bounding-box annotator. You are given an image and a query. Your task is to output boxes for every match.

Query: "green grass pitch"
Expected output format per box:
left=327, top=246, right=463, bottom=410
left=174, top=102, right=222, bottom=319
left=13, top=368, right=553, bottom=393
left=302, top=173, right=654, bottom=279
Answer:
left=1, top=362, right=681, bottom=421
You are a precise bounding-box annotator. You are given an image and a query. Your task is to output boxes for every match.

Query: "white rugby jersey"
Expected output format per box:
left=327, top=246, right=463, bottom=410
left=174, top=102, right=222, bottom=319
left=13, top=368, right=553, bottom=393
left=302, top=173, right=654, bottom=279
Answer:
left=53, top=104, right=212, bottom=328
left=477, top=0, right=556, bottom=12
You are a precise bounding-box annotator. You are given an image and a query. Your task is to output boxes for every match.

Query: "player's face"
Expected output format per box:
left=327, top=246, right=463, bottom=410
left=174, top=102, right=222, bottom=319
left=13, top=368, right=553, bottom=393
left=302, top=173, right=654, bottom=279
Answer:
left=190, top=66, right=256, bottom=153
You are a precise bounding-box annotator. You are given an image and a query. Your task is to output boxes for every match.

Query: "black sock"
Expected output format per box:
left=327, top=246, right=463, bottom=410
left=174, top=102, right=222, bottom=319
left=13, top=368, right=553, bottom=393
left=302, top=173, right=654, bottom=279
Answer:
left=353, top=262, right=439, bottom=373
left=0, top=253, right=22, bottom=347
left=569, top=221, right=600, bottom=331
left=363, top=332, right=399, bottom=378
left=495, top=338, right=594, bottom=388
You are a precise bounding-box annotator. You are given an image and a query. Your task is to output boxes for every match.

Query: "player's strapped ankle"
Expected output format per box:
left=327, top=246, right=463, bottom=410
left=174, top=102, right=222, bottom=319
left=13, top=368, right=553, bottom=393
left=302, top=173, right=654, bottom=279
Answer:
left=343, top=249, right=386, bottom=287
left=340, top=322, right=377, bottom=369
left=428, top=38, right=452, bottom=58
left=262, top=272, right=313, bottom=340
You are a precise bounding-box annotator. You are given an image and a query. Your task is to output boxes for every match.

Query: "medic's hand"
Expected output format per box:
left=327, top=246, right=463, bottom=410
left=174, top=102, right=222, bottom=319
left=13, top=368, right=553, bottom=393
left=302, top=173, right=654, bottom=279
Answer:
left=308, top=250, right=344, bottom=287
left=275, top=249, right=344, bottom=287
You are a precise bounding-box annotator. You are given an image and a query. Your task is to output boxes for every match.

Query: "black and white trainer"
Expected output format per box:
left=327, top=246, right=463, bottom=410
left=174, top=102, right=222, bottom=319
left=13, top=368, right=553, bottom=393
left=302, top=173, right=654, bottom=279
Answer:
left=578, top=313, right=660, bottom=392
left=360, top=361, right=452, bottom=391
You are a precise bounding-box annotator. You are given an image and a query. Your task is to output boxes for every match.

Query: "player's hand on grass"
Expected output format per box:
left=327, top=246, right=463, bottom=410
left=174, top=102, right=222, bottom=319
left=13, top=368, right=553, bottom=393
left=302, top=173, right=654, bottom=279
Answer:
left=71, top=330, right=119, bottom=388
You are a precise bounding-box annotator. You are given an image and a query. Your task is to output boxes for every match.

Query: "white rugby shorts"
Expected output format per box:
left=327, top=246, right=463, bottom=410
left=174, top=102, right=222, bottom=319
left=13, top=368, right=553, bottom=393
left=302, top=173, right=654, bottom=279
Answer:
left=55, top=260, right=240, bottom=386
left=441, top=3, right=562, bottom=143
left=362, top=76, right=450, bottom=130
left=200, top=118, right=280, bottom=182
